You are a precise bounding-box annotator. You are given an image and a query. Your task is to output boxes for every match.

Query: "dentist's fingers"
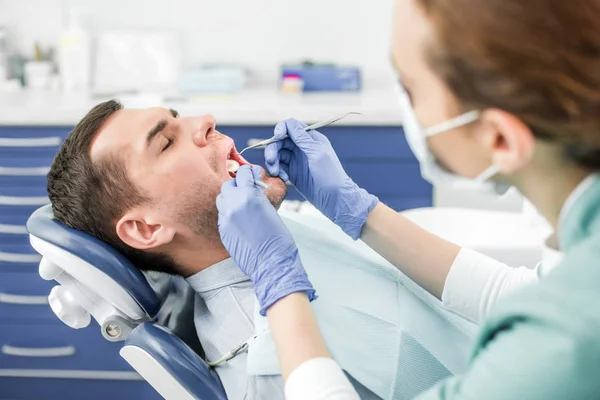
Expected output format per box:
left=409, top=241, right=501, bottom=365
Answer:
left=216, top=193, right=226, bottom=212
left=286, top=118, right=325, bottom=143
left=235, top=164, right=257, bottom=188
left=277, top=164, right=290, bottom=183
left=307, top=127, right=331, bottom=146
left=278, top=149, right=293, bottom=165
left=251, top=164, right=263, bottom=182
left=273, top=120, right=289, bottom=140
left=264, top=159, right=279, bottom=179
left=265, top=140, right=283, bottom=166
left=220, top=178, right=237, bottom=193
left=282, top=119, right=316, bottom=150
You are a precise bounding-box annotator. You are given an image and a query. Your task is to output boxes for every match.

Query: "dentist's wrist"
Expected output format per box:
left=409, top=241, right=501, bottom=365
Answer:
left=326, top=180, right=379, bottom=240
left=255, top=253, right=317, bottom=316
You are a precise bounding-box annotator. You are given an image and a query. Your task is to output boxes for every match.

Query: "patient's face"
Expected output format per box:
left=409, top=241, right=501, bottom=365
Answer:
left=90, top=107, right=287, bottom=244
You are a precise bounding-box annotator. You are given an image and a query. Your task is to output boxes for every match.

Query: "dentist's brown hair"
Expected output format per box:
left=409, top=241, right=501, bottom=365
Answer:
left=417, top=0, right=600, bottom=168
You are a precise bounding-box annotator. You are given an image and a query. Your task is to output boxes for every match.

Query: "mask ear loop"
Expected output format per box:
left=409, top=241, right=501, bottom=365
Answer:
left=425, top=110, right=481, bottom=137
left=474, top=165, right=500, bottom=183
left=424, top=110, right=505, bottom=188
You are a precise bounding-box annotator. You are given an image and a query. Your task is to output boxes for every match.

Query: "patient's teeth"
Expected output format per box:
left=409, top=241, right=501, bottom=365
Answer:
left=226, top=160, right=240, bottom=173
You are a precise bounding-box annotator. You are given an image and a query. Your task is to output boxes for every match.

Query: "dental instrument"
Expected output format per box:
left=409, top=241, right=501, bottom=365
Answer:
left=206, top=329, right=268, bottom=367
left=253, top=180, right=271, bottom=190
left=238, top=112, right=362, bottom=155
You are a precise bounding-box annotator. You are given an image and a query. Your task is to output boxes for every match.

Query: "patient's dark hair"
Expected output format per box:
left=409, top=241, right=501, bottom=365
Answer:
left=47, top=100, right=179, bottom=274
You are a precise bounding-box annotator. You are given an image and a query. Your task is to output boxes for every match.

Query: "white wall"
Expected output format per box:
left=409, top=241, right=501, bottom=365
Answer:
left=0, top=0, right=395, bottom=79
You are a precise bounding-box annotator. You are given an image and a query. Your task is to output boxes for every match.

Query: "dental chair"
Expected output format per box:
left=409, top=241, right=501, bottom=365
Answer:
left=26, top=205, right=227, bottom=400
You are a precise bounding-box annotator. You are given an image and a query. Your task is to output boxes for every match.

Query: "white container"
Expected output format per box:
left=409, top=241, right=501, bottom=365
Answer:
left=58, top=12, right=91, bottom=92
left=0, top=27, right=8, bottom=82
left=93, top=31, right=180, bottom=94
left=24, top=61, right=54, bottom=90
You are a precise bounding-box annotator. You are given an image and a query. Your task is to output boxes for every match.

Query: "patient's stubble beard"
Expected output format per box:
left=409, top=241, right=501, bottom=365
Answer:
left=177, top=174, right=288, bottom=241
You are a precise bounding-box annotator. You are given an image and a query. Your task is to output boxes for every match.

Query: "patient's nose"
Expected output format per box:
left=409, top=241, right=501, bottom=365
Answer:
left=191, top=114, right=217, bottom=147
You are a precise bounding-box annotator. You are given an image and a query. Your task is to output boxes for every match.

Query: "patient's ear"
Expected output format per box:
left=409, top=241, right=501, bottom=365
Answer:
left=116, top=210, right=176, bottom=250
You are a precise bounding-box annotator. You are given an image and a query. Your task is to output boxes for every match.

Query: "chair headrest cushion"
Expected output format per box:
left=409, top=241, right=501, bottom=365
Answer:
left=27, top=204, right=161, bottom=316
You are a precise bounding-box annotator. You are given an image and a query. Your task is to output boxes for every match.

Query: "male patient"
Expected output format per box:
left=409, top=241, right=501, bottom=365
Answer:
left=47, top=100, right=459, bottom=400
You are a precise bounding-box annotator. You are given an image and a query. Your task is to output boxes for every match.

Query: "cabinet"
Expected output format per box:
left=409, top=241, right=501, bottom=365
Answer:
left=0, top=126, right=160, bottom=399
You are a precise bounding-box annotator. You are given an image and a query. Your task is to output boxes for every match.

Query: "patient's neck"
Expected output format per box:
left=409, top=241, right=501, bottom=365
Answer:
left=170, top=234, right=230, bottom=278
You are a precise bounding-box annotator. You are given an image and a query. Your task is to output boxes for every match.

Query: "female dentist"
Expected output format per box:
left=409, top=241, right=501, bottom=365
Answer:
left=216, top=0, right=600, bottom=398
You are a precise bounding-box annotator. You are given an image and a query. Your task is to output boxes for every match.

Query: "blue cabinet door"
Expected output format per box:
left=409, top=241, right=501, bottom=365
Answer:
left=0, top=272, right=58, bottom=323
left=0, top=376, right=162, bottom=400
left=0, top=323, right=134, bottom=371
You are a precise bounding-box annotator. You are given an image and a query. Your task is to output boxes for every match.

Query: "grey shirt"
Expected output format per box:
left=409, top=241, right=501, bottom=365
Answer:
left=186, top=258, right=380, bottom=400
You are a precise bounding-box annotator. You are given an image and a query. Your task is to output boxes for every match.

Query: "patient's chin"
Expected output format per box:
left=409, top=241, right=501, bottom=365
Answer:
left=264, top=175, right=288, bottom=209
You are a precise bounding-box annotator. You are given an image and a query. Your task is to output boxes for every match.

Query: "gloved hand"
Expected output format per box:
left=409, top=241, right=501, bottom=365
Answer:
left=216, top=164, right=316, bottom=315
left=264, top=118, right=379, bottom=240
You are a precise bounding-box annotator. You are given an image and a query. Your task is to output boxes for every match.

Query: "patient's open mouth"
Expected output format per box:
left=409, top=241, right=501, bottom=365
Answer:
left=226, top=146, right=250, bottom=178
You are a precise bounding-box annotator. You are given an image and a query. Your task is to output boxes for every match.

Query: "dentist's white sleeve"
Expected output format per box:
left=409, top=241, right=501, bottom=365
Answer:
left=285, top=358, right=360, bottom=400
left=441, top=248, right=540, bottom=323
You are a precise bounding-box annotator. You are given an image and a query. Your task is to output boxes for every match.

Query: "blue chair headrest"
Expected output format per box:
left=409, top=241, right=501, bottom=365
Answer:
left=125, top=323, right=227, bottom=400
left=27, top=204, right=161, bottom=317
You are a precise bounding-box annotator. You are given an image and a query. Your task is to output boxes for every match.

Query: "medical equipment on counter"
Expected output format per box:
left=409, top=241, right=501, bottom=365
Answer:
left=238, top=112, right=362, bottom=155
left=281, top=63, right=361, bottom=92
left=0, top=26, right=8, bottom=82
left=26, top=205, right=227, bottom=400
left=93, top=31, right=180, bottom=95
left=59, top=10, right=90, bottom=92
left=179, top=65, right=247, bottom=94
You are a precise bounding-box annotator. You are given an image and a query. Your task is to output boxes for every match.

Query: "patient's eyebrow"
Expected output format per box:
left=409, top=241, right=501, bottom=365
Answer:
left=146, top=118, right=168, bottom=148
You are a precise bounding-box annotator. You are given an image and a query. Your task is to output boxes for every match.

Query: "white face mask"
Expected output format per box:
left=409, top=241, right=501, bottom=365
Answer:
left=396, top=83, right=512, bottom=195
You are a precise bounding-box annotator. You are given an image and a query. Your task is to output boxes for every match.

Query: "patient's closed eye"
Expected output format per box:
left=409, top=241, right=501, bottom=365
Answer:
left=162, top=136, right=174, bottom=152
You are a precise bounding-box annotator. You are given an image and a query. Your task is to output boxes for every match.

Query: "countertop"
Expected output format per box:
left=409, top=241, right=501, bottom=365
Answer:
left=0, top=84, right=403, bottom=127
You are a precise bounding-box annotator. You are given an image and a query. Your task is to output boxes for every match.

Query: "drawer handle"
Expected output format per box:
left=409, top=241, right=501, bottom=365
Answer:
left=0, top=166, right=50, bottom=176
left=0, top=195, right=50, bottom=206
left=0, top=137, right=62, bottom=147
left=2, top=345, right=76, bottom=358
left=0, top=292, right=48, bottom=305
left=0, top=252, right=42, bottom=263
left=0, top=224, right=28, bottom=234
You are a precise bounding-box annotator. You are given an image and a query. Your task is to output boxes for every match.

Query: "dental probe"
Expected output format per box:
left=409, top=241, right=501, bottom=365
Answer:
left=238, top=111, right=362, bottom=155
left=253, top=180, right=271, bottom=190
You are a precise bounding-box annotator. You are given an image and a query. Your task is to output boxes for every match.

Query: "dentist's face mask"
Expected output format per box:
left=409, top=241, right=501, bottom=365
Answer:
left=396, top=84, right=512, bottom=195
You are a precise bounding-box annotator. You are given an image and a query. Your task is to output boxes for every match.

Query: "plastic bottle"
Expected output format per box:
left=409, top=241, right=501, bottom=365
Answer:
left=58, top=11, right=91, bottom=92
left=0, top=26, right=8, bottom=82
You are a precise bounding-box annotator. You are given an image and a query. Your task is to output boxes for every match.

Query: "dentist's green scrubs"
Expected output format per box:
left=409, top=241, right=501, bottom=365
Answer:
left=420, top=175, right=600, bottom=399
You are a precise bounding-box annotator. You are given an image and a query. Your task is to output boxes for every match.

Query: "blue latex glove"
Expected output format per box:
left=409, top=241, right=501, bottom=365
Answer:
left=264, top=118, right=379, bottom=240
left=216, top=164, right=316, bottom=316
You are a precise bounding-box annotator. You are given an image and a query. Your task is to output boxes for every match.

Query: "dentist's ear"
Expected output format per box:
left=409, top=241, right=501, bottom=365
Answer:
left=116, top=211, right=176, bottom=250
left=481, top=109, right=536, bottom=174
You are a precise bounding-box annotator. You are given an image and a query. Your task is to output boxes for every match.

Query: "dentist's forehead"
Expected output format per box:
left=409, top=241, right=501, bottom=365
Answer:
left=392, top=0, right=434, bottom=77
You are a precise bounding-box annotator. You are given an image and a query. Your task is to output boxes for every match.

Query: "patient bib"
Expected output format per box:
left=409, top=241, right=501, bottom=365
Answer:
left=247, top=210, right=478, bottom=400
